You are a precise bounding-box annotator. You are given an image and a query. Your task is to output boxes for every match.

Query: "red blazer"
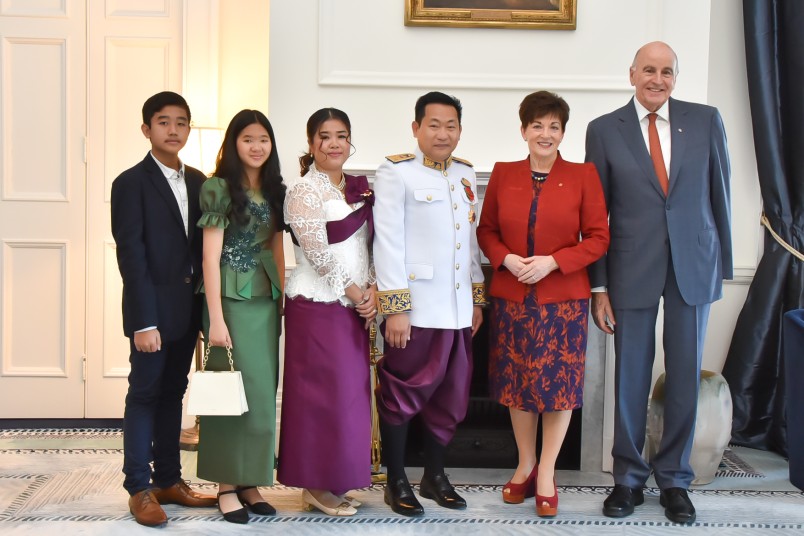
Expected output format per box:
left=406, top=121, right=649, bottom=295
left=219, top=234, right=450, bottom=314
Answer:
left=477, top=153, right=610, bottom=304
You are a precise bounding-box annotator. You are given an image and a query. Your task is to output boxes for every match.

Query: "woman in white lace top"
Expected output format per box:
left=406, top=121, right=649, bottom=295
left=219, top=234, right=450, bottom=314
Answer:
left=277, top=108, right=377, bottom=517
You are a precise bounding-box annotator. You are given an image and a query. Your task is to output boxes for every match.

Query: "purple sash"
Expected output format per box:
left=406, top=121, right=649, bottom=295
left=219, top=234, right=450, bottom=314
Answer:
left=326, top=175, right=374, bottom=244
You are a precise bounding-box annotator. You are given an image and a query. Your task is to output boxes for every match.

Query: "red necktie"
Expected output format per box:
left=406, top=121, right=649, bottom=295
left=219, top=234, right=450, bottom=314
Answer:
left=648, top=113, right=669, bottom=196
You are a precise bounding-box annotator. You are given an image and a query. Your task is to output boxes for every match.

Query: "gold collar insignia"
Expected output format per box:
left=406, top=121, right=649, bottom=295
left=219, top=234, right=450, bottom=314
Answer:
left=422, top=155, right=453, bottom=172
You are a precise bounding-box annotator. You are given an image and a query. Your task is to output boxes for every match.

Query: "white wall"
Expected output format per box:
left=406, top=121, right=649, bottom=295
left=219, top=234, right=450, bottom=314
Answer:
left=268, top=0, right=760, bottom=376
left=269, top=0, right=716, bottom=172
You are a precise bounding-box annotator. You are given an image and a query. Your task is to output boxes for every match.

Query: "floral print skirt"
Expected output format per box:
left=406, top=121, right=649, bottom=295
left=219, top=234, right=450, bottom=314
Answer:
left=489, top=287, right=588, bottom=413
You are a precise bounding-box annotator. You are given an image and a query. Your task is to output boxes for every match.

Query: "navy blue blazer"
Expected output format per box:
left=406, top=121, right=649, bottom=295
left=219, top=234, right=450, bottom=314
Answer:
left=111, top=153, right=204, bottom=341
left=585, top=97, right=733, bottom=309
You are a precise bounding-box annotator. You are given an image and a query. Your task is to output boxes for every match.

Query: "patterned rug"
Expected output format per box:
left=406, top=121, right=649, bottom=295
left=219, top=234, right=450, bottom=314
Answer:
left=0, top=432, right=801, bottom=535
left=0, top=429, right=765, bottom=479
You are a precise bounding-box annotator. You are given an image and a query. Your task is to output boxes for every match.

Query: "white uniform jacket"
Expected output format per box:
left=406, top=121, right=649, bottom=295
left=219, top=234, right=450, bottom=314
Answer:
left=373, top=148, right=486, bottom=330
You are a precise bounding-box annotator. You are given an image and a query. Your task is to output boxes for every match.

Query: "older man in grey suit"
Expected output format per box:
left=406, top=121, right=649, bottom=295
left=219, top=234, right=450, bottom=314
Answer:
left=585, top=42, right=732, bottom=525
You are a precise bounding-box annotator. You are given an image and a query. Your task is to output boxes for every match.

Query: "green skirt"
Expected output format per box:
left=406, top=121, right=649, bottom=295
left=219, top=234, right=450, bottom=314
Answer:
left=197, top=295, right=279, bottom=485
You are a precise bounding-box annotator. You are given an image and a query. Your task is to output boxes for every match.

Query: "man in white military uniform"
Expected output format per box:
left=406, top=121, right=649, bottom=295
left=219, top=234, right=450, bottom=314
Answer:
left=373, top=92, right=486, bottom=517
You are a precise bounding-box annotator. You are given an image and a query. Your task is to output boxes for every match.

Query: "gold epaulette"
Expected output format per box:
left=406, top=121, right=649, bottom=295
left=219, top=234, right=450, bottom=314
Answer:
left=451, top=156, right=473, bottom=167
left=385, top=153, right=415, bottom=164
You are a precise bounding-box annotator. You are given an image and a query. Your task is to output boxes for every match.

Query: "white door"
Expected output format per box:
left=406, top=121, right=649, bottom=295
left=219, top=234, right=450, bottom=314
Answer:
left=84, top=0, right=185, bottom=417
left=0, top=0, right=87, bottom=417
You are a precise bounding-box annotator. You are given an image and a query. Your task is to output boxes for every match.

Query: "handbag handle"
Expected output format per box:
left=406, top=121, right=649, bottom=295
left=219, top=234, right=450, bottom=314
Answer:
left=201, top=345, right=235, bottom=372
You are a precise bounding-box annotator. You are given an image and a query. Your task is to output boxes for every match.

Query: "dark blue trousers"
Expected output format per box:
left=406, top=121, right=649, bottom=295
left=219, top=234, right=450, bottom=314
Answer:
left=122, top=327, right=198, bottom=495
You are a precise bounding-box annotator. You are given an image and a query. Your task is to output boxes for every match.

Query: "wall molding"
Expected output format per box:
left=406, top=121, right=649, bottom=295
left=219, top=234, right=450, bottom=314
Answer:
left=1, top=240, right=68, bottom=377
left=317, top=1, right=632, bottom=92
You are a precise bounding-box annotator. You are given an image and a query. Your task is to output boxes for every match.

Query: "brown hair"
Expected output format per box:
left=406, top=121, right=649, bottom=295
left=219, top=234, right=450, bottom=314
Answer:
left=519, top=91, right=569, bottom=131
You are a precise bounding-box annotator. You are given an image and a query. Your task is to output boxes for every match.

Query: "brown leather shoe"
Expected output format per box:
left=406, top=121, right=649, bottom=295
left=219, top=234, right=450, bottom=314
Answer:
left=129, top=489, right=167, bottom=527
left=152, top=480, right=217, bottom=507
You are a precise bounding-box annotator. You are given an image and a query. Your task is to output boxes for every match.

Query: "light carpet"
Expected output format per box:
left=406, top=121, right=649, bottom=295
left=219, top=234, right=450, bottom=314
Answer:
left=0, top=430, right=801, bottom=535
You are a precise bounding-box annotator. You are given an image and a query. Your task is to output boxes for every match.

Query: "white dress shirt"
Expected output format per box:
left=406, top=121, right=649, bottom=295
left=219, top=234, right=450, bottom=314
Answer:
left=633, top=97, right=672, bottom=176
left=150, top=152, right=189, bottom=236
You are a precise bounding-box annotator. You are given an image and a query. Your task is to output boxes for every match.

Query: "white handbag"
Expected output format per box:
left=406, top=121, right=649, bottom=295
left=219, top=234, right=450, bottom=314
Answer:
left=186, top=346, right=249, bottom=416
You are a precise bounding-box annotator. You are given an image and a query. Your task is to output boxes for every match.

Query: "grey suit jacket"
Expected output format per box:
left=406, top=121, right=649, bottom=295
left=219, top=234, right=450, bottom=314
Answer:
left=585, top=97, right=733, bottom=309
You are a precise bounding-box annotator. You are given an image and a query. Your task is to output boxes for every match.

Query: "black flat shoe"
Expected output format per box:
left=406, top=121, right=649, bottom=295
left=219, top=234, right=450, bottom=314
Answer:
left=384, top=477, right=424, bottom=517
left=660, top=487, right=696, bottom=524
left=236, top=486, right=276, bottom=516
left=419, top=473, right=467, bottom=510
left=218, top=489, right=249, bottom=524
left=602, top=484, right=644, bottom=518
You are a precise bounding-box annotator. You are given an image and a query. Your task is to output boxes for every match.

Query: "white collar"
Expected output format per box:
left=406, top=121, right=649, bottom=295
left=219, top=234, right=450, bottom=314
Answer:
left=150, top=151, right=185, bottom=180
left=633, top=97, right=670, bottom=123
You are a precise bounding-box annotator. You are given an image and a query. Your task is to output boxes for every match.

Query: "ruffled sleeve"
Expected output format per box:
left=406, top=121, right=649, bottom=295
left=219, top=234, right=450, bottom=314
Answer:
left=197, top=177, right=231, bottom=229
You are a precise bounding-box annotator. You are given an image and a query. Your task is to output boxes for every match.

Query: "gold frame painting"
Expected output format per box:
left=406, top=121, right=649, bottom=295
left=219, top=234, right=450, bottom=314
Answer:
left=405, top=0, right=576, bottom=30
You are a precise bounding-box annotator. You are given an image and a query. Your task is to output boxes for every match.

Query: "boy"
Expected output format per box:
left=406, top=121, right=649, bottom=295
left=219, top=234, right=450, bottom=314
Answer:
left=111, top=91, right=216, bottom=527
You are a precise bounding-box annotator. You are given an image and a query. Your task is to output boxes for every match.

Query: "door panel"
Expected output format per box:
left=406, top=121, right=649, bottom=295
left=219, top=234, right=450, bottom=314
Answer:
left=0, top=2, right=86, bottom=417
left=85, top=0, right=185, bottom=417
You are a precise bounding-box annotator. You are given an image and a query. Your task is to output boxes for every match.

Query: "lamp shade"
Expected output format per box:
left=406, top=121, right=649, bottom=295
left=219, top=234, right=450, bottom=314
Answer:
left=180, top=127, right=224, bottom=175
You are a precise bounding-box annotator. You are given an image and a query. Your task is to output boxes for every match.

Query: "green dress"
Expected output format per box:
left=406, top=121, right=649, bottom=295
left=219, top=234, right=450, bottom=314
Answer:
left=196, top=177, right=282, bottom=485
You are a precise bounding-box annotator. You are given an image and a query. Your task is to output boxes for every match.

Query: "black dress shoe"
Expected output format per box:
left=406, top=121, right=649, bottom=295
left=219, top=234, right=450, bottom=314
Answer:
left=602, top=484, right=644, bottom=518
left=660, top=487, right=696, bottom=524
left=236, top=486, right=276, bottom=516
left=384, top=477, right=424, bottom=517
left=218, top=489, right=249, bottom=524
left=419, top=473, right=467, bottom=510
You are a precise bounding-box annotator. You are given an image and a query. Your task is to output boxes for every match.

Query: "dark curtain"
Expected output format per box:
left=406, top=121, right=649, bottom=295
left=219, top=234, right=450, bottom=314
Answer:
left=721, top=0, right=804, bottom=455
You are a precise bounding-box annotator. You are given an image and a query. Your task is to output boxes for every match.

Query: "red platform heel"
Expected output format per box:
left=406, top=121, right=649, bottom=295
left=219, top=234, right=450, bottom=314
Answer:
left=502, top=465, right=537, bottom=504
left=535, top=478, right=558, bottom=517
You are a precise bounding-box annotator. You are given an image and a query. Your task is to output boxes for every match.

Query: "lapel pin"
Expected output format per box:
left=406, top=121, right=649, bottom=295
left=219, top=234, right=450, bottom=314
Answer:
left=678, top=128, right=683, bottom=133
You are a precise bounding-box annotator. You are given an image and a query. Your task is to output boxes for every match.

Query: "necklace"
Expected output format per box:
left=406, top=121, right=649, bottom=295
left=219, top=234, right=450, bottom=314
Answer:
left=334, top=173, right=345, bottom=191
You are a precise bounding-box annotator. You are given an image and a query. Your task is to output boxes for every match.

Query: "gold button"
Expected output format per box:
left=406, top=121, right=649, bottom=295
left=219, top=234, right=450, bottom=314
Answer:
left=442, top=170, right=448, bottom=177
left=456, top=263, right=460, bottom=270
left=456, top=243, right=461, bottom=250
left=453, top=203, right=458, bottom=210
left=455, top=223, right=460, bottom=230
left=456, top=283, right=460, bottom=290
left=450, top=185, right=455, bottom=191
left=426, top=194, right=432, bottom=201
left=409, top=273, right=416, bottom=281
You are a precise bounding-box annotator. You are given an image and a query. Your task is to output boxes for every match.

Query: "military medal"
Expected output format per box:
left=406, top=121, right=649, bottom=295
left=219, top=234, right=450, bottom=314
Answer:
left=460, top=178, right=475, bottom=201
left=461, top=178, right=477, bottom=223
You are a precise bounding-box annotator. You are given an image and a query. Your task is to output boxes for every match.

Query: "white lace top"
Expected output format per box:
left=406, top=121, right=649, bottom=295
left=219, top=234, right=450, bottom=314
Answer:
left=284, top=165, right=375, bottom=305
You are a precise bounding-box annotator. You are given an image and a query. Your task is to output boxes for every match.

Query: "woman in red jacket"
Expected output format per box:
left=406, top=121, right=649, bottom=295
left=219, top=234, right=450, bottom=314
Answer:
left=477, top=91, right=609, bottom=517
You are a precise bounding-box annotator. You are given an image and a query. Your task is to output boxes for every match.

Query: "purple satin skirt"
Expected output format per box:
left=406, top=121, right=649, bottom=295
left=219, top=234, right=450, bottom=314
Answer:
left=277, top=296, right=371, bottom=494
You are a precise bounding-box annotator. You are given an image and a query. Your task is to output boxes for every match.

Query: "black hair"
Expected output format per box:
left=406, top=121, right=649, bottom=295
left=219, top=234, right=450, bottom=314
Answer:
left=212, top=109, right=287, bottom=230
left=299, top=108, right=353, bottom=176
left=414, top=91, right=462, bottom=125
left=141, top=91, right=191, bottom=126
left=519, top=91, right=570, bottom=131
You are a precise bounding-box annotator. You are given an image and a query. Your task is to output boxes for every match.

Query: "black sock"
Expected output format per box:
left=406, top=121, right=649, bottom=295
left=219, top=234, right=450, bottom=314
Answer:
left=380, top=420, right=409, bottom=482
left=422, top=429, right=448, bottom=480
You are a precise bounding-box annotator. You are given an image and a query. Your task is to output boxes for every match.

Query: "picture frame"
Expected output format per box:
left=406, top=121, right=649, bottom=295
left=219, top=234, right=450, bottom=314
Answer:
left=404, top=0, right=577, bottom=30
